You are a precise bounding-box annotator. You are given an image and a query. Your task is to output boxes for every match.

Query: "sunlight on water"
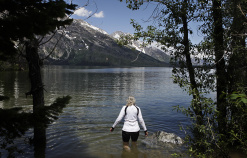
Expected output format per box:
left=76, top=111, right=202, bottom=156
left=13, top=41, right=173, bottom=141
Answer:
left=0, top=66, right=214, bottom=157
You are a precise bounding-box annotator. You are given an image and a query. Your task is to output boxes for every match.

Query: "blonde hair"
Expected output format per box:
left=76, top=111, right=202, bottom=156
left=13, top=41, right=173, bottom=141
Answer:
left=126, top=96, right=136, bottom=106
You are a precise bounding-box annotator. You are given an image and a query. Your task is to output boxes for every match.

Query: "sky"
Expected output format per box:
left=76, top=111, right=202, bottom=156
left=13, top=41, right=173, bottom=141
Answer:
left=71, top=0, right=160, bottom=34
left=70, top=0, right=203, bottom=43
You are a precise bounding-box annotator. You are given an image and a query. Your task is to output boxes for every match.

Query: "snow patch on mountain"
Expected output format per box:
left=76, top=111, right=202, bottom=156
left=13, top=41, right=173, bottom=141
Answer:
left=111, top=31, right=168, bottom=54
left=112, top=33, right=120, bottom=39
left=57, top=30, right=76, bottom=40
left=78, top=20, right=108, bottom=35
left=110, top=31, right=171, bottom=62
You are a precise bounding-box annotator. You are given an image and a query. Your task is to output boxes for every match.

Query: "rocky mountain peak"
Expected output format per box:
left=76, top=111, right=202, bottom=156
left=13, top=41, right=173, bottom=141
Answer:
left=74, top=19, right=108, bottom=35
left=39, top=19, right=169, bottom=66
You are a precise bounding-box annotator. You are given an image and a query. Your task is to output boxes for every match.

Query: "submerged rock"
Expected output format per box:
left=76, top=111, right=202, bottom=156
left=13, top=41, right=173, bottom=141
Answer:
left=155, top=131, right=183, bottom=145
left=142, top=131, right=184, bottom=149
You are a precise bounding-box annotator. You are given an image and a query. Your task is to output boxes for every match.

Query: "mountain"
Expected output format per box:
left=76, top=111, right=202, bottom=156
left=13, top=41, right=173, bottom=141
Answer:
left=110, top=31, right=209, bottom=66
left=39, top=19, right=169, bottom=67
left=110, top=31, right=170, bottom=63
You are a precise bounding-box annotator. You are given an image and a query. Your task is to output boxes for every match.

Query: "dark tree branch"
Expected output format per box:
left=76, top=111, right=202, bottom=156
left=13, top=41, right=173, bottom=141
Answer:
left=40, top=31, right=64, bottom=61
left=39, top=32, right=57, bottom=46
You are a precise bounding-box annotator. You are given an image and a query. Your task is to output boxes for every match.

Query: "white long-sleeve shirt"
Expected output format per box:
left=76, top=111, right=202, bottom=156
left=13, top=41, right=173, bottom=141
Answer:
left=112, top=105, right=147, bottom=132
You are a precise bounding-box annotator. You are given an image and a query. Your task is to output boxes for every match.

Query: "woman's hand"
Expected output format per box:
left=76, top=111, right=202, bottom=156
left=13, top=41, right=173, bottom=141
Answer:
left=144, top=131, right=148, bottom=136
left=110, top=127, right=114, bottom=132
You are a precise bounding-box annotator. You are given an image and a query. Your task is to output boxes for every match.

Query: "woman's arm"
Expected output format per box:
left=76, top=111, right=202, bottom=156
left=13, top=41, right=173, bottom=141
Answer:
left=111, top=106, right=126, bottom=129
left=138, top=108, right=147, bottom=132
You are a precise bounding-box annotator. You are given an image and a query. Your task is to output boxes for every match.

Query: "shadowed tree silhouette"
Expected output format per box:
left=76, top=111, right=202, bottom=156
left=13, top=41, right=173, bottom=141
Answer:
left=0, top=96, right=71, bottom=157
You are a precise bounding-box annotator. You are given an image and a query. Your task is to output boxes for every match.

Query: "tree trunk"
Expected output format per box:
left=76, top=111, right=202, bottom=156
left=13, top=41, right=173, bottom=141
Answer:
left=25, top=38, right=46, bottom=158
left=228, top=0, right=246, bottom=92
left=25, top=38, right=44, bottom=112
left=182, top=0, right=203, bottom=125
left=212, top=0, right=227, bottom=134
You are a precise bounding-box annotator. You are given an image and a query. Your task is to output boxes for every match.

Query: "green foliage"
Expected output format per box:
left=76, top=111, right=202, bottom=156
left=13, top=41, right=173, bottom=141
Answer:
left=230, top=92, right=247, bottom=104
left=116, top=34, right=136, bottom=46
left=120, top=0, right=145, bottom=10
left=173, top=91, right=247, bottom=157
left=175, top=99, right=220, bottom=157
left=171, top=152, right=183, bottom=157
left=227, top=92, right=247, bottom=153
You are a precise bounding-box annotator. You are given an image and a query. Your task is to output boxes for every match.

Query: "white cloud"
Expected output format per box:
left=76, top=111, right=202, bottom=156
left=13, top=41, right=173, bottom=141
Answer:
left=93, top=11, right=104, bottom=18
left=74, top=8, right=104, bottom=18
left=74, top=8, right=92, bottom=17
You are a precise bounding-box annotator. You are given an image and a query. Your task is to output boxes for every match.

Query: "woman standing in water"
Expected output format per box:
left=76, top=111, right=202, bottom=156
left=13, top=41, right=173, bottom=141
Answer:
left=110, top=96, right=148, bottom=151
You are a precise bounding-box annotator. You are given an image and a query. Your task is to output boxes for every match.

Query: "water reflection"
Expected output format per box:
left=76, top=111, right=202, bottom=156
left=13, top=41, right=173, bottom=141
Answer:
left=0, top=71, right=32, bottom=109
left=43, top=67, right=153, bottom=106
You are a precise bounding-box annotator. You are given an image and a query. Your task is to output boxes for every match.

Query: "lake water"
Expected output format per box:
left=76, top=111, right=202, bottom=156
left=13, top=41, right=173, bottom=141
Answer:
left=0, top=66, right=200, bottom=158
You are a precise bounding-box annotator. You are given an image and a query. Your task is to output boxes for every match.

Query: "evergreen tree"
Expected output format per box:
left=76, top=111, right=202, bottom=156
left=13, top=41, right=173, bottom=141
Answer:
left=0, top=1, right=76, bottom=157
